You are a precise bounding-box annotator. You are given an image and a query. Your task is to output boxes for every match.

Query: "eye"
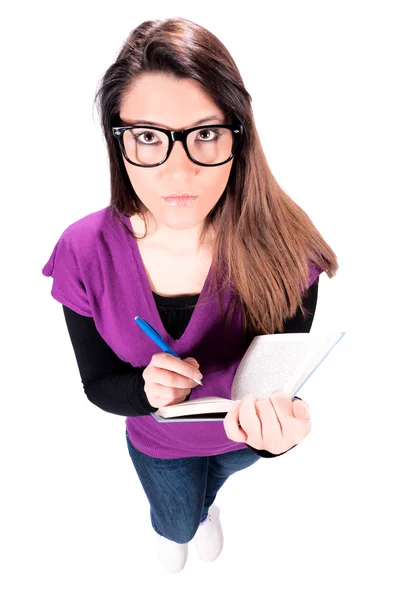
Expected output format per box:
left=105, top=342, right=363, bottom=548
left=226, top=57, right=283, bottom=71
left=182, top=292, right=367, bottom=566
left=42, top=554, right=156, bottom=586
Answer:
left=196, top=127, right=221, bottom=142
left=131, top=130, right=161, bottom=145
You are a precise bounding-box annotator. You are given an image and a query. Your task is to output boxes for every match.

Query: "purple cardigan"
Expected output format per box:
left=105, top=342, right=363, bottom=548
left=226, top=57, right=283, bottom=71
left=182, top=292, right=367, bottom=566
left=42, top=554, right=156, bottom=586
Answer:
left=42, top=206, right=322, bottom=458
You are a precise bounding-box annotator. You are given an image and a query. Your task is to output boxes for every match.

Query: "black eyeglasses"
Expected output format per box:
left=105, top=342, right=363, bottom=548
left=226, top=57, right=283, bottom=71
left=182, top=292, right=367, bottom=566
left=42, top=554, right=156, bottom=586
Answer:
left=112, top=123, right=243, bottom=168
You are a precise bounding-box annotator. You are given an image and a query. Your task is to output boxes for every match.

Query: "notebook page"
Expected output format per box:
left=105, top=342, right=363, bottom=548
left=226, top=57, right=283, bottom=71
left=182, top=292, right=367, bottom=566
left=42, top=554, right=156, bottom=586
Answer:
left=231, top=334, right=318, bottom=400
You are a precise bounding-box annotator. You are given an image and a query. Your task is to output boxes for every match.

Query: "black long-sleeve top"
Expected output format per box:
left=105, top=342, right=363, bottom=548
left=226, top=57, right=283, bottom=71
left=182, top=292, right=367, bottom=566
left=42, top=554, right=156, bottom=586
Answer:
left=62, top=278, right=318, bottom=458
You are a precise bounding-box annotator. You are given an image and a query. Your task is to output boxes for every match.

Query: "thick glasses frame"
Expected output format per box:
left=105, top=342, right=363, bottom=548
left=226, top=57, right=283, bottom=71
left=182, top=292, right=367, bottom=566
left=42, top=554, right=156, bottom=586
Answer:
left=112, top=123, right=244, bottom=168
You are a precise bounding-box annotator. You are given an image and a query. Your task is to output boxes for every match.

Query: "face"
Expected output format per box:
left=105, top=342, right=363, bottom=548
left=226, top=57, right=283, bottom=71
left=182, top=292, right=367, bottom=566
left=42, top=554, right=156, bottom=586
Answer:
left=118, top=73, right=234, bottom=233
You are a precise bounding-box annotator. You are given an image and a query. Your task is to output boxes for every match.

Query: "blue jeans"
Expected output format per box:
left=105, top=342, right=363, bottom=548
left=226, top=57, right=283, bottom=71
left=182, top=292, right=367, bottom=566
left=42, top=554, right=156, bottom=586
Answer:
left=125, top=429, right=261, bottom=543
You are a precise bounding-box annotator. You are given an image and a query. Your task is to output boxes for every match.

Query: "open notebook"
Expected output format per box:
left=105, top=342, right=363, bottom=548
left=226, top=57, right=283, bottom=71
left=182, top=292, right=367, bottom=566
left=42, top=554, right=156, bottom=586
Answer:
left=151, top=331, right=346, bottom=423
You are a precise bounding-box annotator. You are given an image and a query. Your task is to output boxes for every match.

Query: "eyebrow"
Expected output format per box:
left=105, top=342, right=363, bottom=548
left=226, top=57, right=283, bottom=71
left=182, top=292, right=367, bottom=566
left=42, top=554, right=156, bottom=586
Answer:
left=119, top=114, right=224, bottom=128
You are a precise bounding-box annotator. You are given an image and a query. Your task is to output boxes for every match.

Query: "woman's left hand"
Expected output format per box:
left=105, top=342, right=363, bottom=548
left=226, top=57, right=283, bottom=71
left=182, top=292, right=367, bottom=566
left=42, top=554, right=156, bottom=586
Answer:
left=223, top=390, right=311, bottom=454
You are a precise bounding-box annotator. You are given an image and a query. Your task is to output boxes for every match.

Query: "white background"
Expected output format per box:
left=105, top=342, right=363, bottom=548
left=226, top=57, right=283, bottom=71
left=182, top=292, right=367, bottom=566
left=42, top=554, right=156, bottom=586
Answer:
left=1, top=1, right=397, bottom=598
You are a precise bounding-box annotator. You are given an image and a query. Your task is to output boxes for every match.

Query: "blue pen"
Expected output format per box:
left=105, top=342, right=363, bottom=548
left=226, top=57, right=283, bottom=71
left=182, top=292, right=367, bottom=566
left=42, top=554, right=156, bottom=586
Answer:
left=135, top=316, right=203, bottom=386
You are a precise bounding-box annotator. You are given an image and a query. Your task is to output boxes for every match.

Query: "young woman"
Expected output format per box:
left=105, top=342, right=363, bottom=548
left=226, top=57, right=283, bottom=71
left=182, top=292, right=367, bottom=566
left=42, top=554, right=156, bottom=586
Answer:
left=42, top=17, right=338, bottom=574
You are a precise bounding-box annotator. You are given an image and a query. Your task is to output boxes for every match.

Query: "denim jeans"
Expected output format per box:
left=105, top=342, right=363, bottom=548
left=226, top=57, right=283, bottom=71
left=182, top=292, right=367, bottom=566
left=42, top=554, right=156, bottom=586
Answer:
left=125, top=429, right=261, bottom=544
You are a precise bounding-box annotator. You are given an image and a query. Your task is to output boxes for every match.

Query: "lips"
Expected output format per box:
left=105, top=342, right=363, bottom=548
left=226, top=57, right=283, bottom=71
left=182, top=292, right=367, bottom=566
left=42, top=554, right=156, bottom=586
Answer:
left=163, top=194, right=198, bottom=206
left=163, top=195, right=198, bottom=200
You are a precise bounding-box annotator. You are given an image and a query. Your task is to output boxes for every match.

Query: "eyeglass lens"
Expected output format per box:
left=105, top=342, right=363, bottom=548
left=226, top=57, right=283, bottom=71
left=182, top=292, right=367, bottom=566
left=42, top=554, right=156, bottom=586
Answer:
left=121, top=127, right=234, bottom=165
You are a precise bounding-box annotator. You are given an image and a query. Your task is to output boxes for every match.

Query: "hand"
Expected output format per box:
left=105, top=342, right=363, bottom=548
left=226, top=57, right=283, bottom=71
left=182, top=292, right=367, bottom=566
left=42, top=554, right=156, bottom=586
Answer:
left=143, top=353, right=203, bottom=409
left=223, top=390, right=311, bottom=454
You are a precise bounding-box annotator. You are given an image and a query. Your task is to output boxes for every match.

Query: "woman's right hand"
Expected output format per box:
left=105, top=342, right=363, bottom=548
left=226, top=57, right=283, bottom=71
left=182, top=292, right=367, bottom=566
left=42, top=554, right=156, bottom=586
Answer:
left=143, top=353, right=203, bottom=409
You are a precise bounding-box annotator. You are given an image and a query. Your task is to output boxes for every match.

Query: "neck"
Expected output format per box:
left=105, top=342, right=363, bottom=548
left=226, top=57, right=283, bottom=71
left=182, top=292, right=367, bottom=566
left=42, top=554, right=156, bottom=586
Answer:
left=131, top=213, right=215, bottom=253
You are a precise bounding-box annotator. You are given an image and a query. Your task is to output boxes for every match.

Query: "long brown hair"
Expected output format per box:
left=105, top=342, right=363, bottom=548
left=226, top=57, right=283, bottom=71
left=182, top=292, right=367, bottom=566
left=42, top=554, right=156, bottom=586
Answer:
left=93, top=17, right=338, bottom=344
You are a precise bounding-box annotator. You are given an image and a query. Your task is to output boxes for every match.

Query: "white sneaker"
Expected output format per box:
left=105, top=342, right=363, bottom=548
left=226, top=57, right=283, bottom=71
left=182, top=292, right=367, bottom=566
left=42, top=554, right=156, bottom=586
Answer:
left=157, top=535, right=188, bottom=573
left=193, top=504, right=224, bottom=562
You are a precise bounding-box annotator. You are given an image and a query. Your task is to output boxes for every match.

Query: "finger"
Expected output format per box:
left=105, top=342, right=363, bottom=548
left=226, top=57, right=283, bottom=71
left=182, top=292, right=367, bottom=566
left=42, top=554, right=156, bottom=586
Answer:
left=255, top=398, right=283, bottom=452
left=238, top=395, right=263, bottom=448
left=223, top=400, right=247, bottom=443
left=270, top=391, right=310, bottom=429
left=261, top=396, right=310, bottom=451
left=151, top=383, right=192, bottom=405
left=150, top=369, right=198, bottom=389
left=267, top=392, right=284, bottom=433
left=152, top=353, right=203, bottom=383
left=292, top=401, right=312, bottom=441
left=269, top=391, right=303, bottom=436
left=151, top=366, right=202, bottom=389
left=268, top=389, right=298, bottom=431
left=292, top=399, right=310, bottom=420
left=184, top=357, right=200, bottom=369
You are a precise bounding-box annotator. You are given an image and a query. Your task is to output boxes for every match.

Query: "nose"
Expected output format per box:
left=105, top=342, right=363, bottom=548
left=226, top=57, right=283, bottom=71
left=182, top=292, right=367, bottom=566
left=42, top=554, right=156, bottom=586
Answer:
left=166, top=139, right=194, bottom=167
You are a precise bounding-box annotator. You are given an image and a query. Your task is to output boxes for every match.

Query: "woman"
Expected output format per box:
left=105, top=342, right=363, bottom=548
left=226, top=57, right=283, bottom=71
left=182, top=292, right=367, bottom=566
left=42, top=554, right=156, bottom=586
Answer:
left=42, top=17, right=338, bottom=573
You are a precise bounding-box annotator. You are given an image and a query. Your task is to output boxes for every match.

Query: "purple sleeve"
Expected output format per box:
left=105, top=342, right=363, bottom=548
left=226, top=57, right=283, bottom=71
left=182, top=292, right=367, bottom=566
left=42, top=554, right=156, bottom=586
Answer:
left=308, top=263, right=323, bottom=287
left=42, top=231, right=93, bottom=317
left=298, top=262, right=323, bottom=293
